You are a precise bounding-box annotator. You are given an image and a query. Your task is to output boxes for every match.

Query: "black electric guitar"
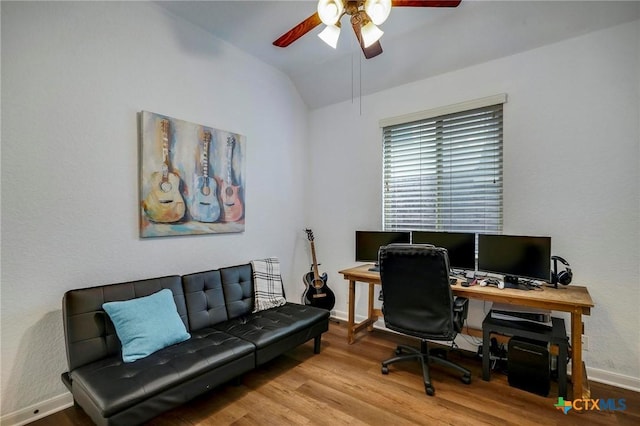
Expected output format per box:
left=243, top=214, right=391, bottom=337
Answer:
left=303, top=229, right=335, bottom=311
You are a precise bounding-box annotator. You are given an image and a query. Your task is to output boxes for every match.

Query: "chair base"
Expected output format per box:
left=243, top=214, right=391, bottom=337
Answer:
left=381, top=340, right=471, bottom=396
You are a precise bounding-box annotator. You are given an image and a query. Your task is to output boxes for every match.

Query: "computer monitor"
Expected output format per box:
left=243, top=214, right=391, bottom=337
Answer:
left=477, top=234, right=551, bottom=282
left=355, top=231, right=411, bottom=264
left=411, top=231, right=476, bottom=271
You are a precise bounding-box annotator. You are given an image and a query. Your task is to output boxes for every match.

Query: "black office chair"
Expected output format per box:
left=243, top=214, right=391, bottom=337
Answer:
left=379, top=244, right=471, bottom=396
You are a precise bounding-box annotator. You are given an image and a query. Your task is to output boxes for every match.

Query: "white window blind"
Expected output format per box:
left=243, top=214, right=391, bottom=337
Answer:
left=382, top=102, right=503, bottom=233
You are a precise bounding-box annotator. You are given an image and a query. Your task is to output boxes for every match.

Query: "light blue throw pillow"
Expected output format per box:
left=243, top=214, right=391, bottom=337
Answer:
left=103, top=288, right=191, bottom=363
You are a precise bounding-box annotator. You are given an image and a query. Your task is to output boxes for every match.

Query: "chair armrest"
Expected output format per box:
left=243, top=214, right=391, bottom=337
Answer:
left=453, top=297, right=468, bottom=311
left=453, top=297, right=469, bottom=332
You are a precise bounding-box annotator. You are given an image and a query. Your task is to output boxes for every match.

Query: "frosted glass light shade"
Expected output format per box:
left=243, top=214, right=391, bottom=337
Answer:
left=360, top=21, right=384, bottom=47
left=317, top=0, right=344, bottom=26
left=364, top=0, right=392, bottom=25
left=318, top=25, right=341, bottom=49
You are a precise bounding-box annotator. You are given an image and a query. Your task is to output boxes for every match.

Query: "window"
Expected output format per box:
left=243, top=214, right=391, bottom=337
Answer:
left=381, top=95, right=505, bottom=233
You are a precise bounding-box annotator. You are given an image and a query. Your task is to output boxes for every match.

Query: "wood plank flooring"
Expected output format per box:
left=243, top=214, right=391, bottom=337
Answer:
left=34, top=321, right=639, bottom=425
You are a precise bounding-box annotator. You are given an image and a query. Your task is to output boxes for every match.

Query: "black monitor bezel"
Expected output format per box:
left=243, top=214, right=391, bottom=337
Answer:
left=411, top=231, right=476, bottom=271
left=477, top=234, right=551, bottom=281
left=355, top=231, right=411, bottom=263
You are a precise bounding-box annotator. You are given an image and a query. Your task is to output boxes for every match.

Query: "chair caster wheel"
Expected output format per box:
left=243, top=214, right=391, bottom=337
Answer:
left=461, top=375, right=471, bottom=385
left=382, top=365, right=389, bottom=375
left=425, top=385, right=435, bottom=396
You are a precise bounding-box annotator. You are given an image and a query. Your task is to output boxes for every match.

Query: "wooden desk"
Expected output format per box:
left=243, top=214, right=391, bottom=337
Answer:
left=339, top=264, right=594, bottom=399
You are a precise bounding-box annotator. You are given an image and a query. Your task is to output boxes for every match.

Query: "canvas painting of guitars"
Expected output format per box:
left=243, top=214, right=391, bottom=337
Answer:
left=189, top=130, right=220, bottom=222
left=139, top=111, right=245, bottom=237
left=303, top=229, right=335, bottom=311
left=142, top=119, right=186, bottom=223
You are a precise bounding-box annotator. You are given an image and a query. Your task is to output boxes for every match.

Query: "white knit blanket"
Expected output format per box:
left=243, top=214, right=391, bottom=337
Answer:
left=251, top=257, right=286, bottom=313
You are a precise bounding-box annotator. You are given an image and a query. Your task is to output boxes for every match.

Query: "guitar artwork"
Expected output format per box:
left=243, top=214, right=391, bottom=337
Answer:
left=143, top=119, right=186, bottom=223
left=189, top=130, right=220, bottom=222
left=216, top=135, right=244, bottom=222
left=303, top=229, right=336, bottom=311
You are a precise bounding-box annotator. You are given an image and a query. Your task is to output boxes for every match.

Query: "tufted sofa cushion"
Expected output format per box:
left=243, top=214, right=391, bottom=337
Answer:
left=182, top=269, right=228, bottom=331
left=220, top=264, right=254, bottom=318
left=183, top=264, right=330, bottom=366
left=214, top=303, right=330, bottom=365
left=70, top=328, right=254, bottom=418
left=63, top=276, right=188, bottom=371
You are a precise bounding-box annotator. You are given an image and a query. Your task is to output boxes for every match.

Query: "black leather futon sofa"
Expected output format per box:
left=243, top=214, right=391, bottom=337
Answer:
left=61, top=262, right=330, bottom=425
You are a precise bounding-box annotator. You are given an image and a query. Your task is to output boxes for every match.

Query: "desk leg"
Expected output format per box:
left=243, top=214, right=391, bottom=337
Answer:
left=559, top=337, right=568, bottom=399
left=367, top=283, right=375, bottom=331
left=570, top=308, right=584, bottom=398
left=482, top=327, right=491, bottom=381
left=348, top=279, right=356, bottom=344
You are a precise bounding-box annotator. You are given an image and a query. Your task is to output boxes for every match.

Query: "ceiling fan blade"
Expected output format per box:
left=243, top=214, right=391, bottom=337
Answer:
left=391, top=0, right=461, bottom=7
left=273, top=12, right=322, bottom=47
left=363, top=41, right=383, bottom=59
left=351, top=16, right=383, bottom=60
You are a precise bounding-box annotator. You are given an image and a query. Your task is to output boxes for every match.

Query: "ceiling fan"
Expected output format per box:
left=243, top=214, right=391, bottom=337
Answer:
left=273, top=0, right=461, bottom=59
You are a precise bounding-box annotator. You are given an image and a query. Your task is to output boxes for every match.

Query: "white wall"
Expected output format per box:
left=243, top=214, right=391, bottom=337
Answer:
left=1, top=1, right=309, bottom=420
left=307, top=20, right=640, bottom=384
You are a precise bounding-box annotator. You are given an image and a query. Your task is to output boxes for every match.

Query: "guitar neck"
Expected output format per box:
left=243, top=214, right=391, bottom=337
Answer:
left=202, top=136, right=210, bottom=178
left=226, top=136, right=235, bottom=185
left=310, top=241, right=320, bottom=280
left=161, top=120, right=171, bottom=180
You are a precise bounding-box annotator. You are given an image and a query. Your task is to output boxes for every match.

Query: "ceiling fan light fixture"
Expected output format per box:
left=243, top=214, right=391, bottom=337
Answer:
left=318, top=24, right=341, bottom=49
left=360, top=19, right=384, bottom=48
left=317, top=0, right=344, bottom=26
left=364, top=0, right=392, bottom=25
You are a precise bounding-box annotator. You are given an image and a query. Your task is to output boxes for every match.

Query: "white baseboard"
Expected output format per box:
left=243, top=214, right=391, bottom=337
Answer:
left=587, top=366, right=640, bottom=392
left=0, top=392, right=73, bottom=426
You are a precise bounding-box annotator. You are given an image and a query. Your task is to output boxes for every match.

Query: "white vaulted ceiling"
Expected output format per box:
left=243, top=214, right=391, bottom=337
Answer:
left=156, top=1, right=640, bottom=109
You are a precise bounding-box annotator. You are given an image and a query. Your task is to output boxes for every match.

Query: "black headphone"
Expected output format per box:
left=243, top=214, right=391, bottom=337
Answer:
left=551, top=255, right=572, bottom=286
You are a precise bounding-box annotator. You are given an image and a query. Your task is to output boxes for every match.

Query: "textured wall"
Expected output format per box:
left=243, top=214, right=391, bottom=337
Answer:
left=1, top=1, right=309, bottom=417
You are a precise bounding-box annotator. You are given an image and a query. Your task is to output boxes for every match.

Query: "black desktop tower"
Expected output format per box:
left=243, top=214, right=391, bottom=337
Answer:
left=508, top=337, right=550, bottom=396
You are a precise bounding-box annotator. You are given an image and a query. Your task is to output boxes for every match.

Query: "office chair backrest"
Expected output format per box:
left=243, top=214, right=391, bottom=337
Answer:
left=379, top=244, right=456, bottom=341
